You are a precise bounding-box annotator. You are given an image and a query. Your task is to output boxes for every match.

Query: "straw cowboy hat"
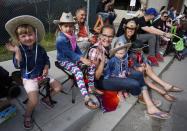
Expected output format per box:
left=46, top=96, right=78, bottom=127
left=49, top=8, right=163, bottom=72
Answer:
left=53, top=12, right=75, bottom=24
left=5, top=15, right=45, bottom=42
left=110, top=42, right=132, bottom=57
left=124, top=20, right=137, bottom=29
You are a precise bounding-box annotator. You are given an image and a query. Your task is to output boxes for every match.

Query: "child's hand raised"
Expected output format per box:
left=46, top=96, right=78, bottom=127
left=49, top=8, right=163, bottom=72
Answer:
left=5, top=42, right=19, bottom=52
left=80, top=57, right=91, bottom=66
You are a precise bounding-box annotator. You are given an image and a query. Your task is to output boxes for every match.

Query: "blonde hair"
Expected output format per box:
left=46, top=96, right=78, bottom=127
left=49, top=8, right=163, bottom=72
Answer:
left=15, top=24, right=35, bottom=37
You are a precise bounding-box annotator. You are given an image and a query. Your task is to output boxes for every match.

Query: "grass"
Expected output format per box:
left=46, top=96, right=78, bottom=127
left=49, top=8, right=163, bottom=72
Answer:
left=0, top=33, right=56, bottom=62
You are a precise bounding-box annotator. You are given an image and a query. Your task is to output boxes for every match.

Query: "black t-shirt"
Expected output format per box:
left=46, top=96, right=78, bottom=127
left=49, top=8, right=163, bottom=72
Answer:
left=153, top=18, right=167, bottom=31
left=96, top=0, right=111, bottom=13
left=135, top=16, right=152, bottom=34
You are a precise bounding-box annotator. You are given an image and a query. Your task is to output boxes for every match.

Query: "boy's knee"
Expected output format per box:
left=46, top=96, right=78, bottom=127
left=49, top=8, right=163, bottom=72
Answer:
left=51, top=80, right=62, bottom=92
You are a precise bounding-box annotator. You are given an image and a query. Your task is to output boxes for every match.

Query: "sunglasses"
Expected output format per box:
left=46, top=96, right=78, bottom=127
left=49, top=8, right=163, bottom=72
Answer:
left=163, top=15, right=168, bottom=18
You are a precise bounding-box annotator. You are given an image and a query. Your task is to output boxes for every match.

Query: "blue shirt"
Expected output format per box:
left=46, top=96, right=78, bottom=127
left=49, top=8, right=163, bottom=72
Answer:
left=56, top=32, right=83, bottom=63
left=104, top=54, right=129, bottom=79
left=13, top=43, right=50, bottom=79
left=118, top=35, right=127, bottom=44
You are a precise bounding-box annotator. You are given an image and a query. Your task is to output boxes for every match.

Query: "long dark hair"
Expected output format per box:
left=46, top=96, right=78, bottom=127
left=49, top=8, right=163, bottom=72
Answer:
left=123, top=20, right=137, bottom=42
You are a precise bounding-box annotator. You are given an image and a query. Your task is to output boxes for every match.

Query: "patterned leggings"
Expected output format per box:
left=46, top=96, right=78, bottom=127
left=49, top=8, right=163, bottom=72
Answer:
left=60, top=61, right=96, bottom=97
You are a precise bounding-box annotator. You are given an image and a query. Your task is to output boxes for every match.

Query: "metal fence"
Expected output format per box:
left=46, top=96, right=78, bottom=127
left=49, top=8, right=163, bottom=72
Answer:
left=0, top=0, right=90, bottom=44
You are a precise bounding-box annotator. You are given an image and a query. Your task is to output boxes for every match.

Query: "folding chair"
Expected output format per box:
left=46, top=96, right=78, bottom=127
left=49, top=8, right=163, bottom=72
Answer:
left=22, top=77, right=56, bottom=105
left=93, top=15, right=104, bottom=34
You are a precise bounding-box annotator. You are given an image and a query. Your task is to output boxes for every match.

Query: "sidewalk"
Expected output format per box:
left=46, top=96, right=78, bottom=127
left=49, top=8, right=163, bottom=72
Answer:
left=0, top=49, right=174, bottom=131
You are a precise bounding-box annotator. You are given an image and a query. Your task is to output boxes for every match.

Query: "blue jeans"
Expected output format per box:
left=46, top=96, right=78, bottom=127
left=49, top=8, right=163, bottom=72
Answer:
left=95, top=71, right=145, bottom=96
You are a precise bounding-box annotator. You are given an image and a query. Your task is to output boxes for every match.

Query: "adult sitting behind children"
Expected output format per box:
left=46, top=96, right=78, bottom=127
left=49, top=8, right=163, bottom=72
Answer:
left=118, top=20, right=183, bottom=103
left=54, top=12, right=100, bottom=110
left=5, top=15, right=62, bottom=129
left=75, top=7, right=97, bottom=56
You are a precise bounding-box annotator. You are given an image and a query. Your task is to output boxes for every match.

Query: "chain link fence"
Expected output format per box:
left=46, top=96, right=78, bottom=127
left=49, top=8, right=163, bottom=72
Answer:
left=0, top=0, right=88, bottom=61
left=0, top=0, right=137, bottom=61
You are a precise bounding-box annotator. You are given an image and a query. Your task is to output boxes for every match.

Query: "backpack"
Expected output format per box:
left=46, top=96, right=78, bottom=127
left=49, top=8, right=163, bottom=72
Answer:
left=173, top=35, right=185, bottom=51
left=0, top=66, right=11, bottom=88
left=0, top=67, right=21, bottom=99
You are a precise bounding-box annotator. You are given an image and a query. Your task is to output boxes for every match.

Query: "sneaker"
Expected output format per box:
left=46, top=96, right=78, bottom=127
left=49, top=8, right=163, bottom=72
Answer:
left=40, top=97, right=54, bottom=109
left=156, top=53, right=164, bottom=62
left=147, top=56, right=159, bottom=66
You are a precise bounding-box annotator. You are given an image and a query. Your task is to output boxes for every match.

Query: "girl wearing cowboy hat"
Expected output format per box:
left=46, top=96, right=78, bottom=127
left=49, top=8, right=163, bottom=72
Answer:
left=5, top=15, right=62, bottom=129
left=54, top=12, right=99, bottom=110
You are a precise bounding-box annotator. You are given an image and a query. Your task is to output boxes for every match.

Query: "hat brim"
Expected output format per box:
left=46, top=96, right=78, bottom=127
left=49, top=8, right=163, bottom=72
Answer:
left=110, top=43, right=132, bottom=57
left=130, top=48, right=144, bottom=52
left=53, top=20, right=75, bottom=25
left=5, top=15, right=45, bottom=42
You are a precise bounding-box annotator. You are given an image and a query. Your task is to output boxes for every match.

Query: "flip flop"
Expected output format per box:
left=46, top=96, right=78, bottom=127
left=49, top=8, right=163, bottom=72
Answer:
left=145, top=111, right=170, bottom=120
left=165, top=85, right=183, bottom=92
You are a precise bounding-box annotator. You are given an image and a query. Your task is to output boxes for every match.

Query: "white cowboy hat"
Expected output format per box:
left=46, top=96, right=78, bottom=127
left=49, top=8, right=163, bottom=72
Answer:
left=53, top=12, right=75, bottom=24
left=110, top=42, right=132, bottom=57
left=5, top=15, right=45, bottom=42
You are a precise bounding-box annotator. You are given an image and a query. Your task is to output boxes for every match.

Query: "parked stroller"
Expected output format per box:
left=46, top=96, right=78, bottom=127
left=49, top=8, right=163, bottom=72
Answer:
left=163, top=24, right=187, bottom=60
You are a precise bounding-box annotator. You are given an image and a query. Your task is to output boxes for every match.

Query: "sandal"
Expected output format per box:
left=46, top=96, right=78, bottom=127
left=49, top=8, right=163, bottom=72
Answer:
left=85, top=97, right=99, bottom=110
left=165, top=85, right=183, bottom=92
left=146, top=111, right=170, bottom=120
left=161, top=91, right=176, bottom=102
left=24, top=116, right=33, bottom=130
